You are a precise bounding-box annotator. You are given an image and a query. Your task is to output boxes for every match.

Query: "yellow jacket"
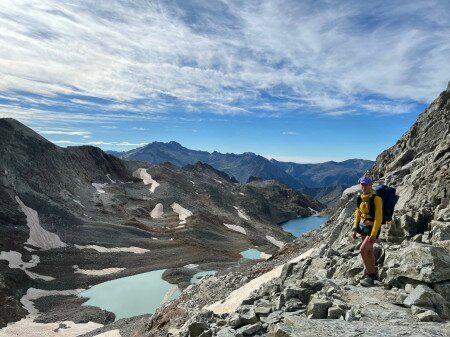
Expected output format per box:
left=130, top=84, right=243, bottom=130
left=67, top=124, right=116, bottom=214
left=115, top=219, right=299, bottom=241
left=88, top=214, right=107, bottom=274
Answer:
left=353, top=191, right=383, bottom=238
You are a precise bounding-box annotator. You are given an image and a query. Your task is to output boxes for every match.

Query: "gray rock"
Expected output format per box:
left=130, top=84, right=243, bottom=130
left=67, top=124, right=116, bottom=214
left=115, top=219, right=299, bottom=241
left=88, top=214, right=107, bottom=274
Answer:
left=188, top=322, right=208, bottom=337
left=434, top=281, right=450, bottom=302
left=236, top=322, right=262, bottom=336
left=306, top=298, right=333, bottom=319
left=403, top=285, right=450, bottom=319
left=227, top=313, right=243, bottom=328
left=259, top=311, right=282, bottom=324
left=237, top=306, right=259, bottom=325
left=275, top=294, right=285, bottom=311
left=411, top=305, right=433, bottom=315
left=417, top=310, right=443, bottom=322
left=327, top=306, right=346, bottom=319
left=254, top=305, right=272, bottom=315
left=384, top=243, right=450, bottom=285
left=216, top=327, right=236, bottom=337
left=430, top=220, right=450, bottom=242
left=344, top=309, right=357, bottom=322
left=285, top=299, right=303, bottom=312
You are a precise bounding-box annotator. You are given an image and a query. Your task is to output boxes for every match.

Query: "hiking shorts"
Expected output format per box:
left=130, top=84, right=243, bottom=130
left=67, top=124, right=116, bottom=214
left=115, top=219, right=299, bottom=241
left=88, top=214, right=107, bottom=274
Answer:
left=357, top=222, right=380, bottom=238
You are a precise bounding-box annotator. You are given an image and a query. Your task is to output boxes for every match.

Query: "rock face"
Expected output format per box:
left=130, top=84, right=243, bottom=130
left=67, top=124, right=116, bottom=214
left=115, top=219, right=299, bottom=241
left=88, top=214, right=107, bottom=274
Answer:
left=0, top=118, right=323, bottom=328
left=139, top=84, right=450, bottom=336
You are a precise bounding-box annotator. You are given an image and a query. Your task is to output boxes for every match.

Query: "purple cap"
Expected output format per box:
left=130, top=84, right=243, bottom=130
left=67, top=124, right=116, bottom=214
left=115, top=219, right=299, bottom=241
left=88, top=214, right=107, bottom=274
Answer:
left=359, top=176, right=372, bottom=185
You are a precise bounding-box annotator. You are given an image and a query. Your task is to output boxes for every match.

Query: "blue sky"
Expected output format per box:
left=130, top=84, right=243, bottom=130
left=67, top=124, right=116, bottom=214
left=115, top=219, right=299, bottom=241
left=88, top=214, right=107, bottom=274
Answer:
left=0, top=1, right=449, bottom=163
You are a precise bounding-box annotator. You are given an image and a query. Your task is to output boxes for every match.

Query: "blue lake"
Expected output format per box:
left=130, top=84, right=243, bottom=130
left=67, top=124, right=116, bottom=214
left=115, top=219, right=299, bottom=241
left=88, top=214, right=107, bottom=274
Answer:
left=240, top=248, right=263, bottom=260
left=281, top=216, right=328, bottom=237
left=80, top=269, right=215, bottom=320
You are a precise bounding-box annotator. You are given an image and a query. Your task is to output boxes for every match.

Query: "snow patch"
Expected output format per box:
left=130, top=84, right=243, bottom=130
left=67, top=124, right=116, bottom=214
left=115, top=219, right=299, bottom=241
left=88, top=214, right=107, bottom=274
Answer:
left=21, top=288, right=84, bottom=317
left=171, top=203, right=193, bottom=222
left=184, top=264, right=199, bottom=269
left=151, top=203, right=164, bottom=218
left=260, top=252, right=272, bottom=260
left=174, top=225, right=185, bottom=229
left=234, top=206, right=250, bottom=221
left=190, top=180, right=195, bottom=185
left=93, top=330, right=122, bottom=337
left=214, top=179, right=223, bottom=184
left=206, top=248, right=315, bottom=315
left=92, top=183, right=107, bottom=194
left=223, top=224, right=246, bottom=235
left=15, top=196, right=67, bottom=250
left=0, top=251, right=54, bottom=281
left=133, top=168, right=160, bottom=193
left=0, top=319, right=103, bottom=337
left=74, top=244, right=149, bottom=254
left=73, top=265, right=125, bottom=276
left=106, top=174, right=116, bottom=183
left=239, top=192, right=245, bottom=196
left=266, top=235, right=285, bottom=249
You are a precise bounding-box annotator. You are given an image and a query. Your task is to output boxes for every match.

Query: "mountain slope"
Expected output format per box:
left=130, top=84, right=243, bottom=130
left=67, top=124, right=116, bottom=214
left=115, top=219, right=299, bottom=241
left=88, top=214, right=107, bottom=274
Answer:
left=111, top=142, right=374, bottom=194
left=0, top=118, right=323, bottom=328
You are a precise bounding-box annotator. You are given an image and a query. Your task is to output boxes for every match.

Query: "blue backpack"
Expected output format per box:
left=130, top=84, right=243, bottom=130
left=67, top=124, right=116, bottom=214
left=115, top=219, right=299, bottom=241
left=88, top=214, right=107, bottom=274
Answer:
left=356, top=185, right=399, bottom=224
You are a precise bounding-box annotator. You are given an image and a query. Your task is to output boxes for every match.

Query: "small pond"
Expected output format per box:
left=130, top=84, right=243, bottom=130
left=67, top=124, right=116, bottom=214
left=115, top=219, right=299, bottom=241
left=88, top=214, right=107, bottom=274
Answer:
left=240, top=248, right=264, bottom=260
left=281, top=216, right=328, bottom=237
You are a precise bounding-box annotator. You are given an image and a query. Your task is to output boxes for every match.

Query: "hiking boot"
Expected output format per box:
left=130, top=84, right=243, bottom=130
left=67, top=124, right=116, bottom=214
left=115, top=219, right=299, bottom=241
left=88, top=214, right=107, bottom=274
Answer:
left=360, top=275, right=375, bottom=287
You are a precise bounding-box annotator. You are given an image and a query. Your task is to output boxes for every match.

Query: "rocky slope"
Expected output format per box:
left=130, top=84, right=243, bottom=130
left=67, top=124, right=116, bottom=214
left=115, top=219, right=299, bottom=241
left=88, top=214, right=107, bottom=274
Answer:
left=0, top=118, right=323, bottom=330
left=126, top=84, right=450, bottom=337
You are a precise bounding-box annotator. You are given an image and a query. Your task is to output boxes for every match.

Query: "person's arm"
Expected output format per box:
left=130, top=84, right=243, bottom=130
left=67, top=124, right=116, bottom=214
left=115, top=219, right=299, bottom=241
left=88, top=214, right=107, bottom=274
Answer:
left=370, top=196, right=383, bottom=238
left=354, top=207, right=360, bottom=230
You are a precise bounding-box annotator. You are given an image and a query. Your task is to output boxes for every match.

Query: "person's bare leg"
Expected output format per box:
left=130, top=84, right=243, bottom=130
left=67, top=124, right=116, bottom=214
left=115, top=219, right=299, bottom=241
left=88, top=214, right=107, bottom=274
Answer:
left=360, top=236, right=376, bottom=274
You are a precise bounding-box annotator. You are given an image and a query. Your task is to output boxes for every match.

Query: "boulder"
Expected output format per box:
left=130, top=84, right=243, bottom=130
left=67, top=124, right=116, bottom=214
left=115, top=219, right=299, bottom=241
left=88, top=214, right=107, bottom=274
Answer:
left=403, top=285, right=450, bottom=319
left=430, top=220, right=450, bottom=242
left=306, top=298, right=332, bottom=319
left=384, top=243, right=450, bottom=285
left=327, top=306, right=346, bottom=319
left=416, top=310, right=443, bottom=322
left=434, top=281, right=450, bottom=302
left=235, top=322, right=262, bottom=336
left=188, top=322, right=208, bottom=337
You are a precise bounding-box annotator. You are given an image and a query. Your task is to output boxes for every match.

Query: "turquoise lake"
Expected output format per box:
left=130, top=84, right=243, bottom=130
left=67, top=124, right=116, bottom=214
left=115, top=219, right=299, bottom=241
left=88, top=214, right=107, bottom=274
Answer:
left=281, top=216, right=328, bottom=237
left=80, top=269, right=215, bottom=320
left=240, top=248, right=263, bottom=259
left=79, top=217, right=326, bottom=320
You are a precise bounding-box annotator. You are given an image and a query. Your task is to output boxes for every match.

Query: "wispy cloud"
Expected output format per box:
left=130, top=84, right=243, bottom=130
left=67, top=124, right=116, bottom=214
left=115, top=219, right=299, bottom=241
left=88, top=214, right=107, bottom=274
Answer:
left=282, top=131, right=297, bottom=135
left=49, top=139, right=147, bottom=147
left=0, top=0, right=449, bottom=124
left=39, top=130, right=91, bottom=136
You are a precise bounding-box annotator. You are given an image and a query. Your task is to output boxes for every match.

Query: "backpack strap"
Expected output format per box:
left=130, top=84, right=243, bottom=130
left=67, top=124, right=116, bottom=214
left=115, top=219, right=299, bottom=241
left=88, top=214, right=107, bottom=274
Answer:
left=368, top=194, right=375, bottom=220
left=356, top=194, right=362, bottom=209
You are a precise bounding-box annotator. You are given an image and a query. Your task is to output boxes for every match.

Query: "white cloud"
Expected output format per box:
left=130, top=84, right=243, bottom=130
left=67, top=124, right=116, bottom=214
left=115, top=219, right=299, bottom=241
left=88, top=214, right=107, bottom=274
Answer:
left=115, top=142, right=147, bottom=146
left=50, top=140, right=80, bottom=145
left=282, top=131, right=297, bottom=135
left=0, top=0, right=449, bottom=123
left=39, top=130, right=91, bottom=136
left=88, top=141, right=113, bottom=145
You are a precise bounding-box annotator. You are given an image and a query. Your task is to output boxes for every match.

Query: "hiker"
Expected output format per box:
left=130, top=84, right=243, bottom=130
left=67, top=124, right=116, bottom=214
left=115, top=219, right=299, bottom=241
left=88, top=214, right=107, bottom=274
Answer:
left=352, top=176, right=382, bottom=286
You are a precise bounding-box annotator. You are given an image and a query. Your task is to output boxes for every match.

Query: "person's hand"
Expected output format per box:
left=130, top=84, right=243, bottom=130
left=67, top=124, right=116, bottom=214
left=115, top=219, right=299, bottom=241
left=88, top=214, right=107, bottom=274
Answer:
left=352, top=229, right=357, bottom=240
left=368, top=236, right=375, bottom=244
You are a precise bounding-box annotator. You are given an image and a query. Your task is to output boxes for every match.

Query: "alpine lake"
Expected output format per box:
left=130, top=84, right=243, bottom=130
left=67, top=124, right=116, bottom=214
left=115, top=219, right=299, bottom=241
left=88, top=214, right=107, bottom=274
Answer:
left=79, top=215, right=328, bottom=320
